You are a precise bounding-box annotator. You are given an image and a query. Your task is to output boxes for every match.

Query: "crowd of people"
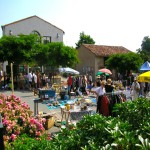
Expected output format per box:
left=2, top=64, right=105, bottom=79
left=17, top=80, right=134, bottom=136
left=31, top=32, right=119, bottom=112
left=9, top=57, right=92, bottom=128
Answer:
left=0, top=70, right=49, bottom=91
left=0, top=69, right=150, bottom=100
left=66, top=73, right=115, bottom=96
left=66, top=73, right=150, bottom=101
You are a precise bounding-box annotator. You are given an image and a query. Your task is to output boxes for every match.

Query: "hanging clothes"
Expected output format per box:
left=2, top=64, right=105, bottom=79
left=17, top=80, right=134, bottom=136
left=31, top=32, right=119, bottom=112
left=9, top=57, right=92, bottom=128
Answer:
left=100, top=96, right=109, bottom=116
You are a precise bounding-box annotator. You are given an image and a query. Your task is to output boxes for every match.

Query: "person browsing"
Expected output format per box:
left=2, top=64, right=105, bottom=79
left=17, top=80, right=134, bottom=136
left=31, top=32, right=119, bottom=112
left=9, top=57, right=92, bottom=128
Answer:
left=94, top=80, right=106, bottom=114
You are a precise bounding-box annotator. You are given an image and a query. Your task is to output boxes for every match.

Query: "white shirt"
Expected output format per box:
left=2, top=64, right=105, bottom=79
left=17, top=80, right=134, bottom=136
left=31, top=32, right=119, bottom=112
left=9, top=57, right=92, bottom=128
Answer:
left=33, top=73, right=37, bottom=83
left=95, top=86, right=106, bottom=96
left=131, top=81, right=140, bottom=93
left=28, top=73, right=32, bottom=82
left=89, top=75, right=92, bottom=81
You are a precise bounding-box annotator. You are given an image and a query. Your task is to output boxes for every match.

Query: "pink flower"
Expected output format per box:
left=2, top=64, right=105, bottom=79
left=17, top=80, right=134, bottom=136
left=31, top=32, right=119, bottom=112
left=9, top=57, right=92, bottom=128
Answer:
left=42, top=118, right=46, bottom=123
left=10, top=134, right=17, bottom=141
left=7, top=126, right=11, bottom=130
left=30, top=118, right=36, bottom=124
left=6, top=101, right=9, bottom=105
left=8, top=104, right=12, bottom=109
left=0, top=99, right=3, bottom=104
left=35, top=131, right=41, bottom=136
left=0, top=93, right=46, bottom=143
left=37, top=122, right=43, bottom=130
left=3, top=119, right=9, bottom=125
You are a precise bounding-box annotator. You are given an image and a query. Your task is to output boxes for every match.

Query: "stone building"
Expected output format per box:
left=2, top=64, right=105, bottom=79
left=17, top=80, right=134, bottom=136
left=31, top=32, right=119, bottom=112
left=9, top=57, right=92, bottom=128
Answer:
left=76, top=44, right=131, bottom=80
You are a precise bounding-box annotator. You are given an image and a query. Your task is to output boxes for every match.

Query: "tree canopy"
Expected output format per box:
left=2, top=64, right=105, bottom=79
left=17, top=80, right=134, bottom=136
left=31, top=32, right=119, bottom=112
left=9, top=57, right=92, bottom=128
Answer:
left=136, top=36, right=150, bottom=62
left=105, top=52, right=143, bottom=75
left=0, top=35, right=79, bottom=69
left=75, top=32, right=95, bottom=49
left=34, top=42, right=79, bottom=68
left=0, top=34, right=38, bottom=64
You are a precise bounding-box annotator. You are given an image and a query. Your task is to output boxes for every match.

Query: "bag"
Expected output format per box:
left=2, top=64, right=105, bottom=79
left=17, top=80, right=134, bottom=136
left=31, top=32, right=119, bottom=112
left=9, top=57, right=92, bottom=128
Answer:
left=135, top=87, right=140, bottom=92
left=135, top=83, right=140, bottom=92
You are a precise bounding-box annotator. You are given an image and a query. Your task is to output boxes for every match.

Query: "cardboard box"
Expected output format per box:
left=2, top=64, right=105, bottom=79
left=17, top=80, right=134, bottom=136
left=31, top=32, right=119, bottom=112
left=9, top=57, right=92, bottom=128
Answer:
left=44, top=116, right=55, bottom=130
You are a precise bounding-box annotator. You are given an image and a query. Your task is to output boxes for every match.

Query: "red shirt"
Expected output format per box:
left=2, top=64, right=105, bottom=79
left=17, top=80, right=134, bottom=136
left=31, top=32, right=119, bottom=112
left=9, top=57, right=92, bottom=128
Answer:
left=67, top=75, right=72, bottom=86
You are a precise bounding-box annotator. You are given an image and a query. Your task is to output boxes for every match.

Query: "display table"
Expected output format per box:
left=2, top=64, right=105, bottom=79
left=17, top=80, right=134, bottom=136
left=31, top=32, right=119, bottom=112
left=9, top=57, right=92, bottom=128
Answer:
left=60, top=106, right=93, bottom=127
left=38, top=89, right=55, bottom=101
left=70, top=106, right=93, bottom=121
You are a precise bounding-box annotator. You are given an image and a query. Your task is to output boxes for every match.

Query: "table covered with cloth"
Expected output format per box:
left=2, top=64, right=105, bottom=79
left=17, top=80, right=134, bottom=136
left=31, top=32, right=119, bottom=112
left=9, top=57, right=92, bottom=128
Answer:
left=69, top=107, right=93, bottom=121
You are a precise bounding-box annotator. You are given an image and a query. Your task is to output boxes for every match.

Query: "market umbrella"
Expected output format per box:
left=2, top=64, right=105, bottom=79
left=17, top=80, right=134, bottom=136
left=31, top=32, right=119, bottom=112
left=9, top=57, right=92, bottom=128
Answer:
left=98, top=68, right=112, bottom=75
left=59, top=67, right=80, bottom=75
left=139, top=61, right=150, bottom=71
left=137, top=71, right=150, bottom=82
left=96, top=71, right=109, bottom=76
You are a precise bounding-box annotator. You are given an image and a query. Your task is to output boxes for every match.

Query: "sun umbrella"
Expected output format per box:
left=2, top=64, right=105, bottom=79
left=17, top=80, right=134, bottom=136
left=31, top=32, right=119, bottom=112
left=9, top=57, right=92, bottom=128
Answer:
left=137, top=71, right=150, bottom=82
left=96, top=71, right=109, bottom=76
left=59, top=67, right=80, bottom=75
left=98, top=68, right=112, bottom=75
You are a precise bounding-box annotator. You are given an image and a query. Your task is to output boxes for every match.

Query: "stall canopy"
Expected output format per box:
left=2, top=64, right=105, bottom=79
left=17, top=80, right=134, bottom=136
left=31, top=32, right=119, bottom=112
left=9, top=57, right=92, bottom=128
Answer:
left=140, top=61, right=150, bottom=71
left=59, top=67, right=80, bottom=75
left=137, top=71, right=150, bottom=82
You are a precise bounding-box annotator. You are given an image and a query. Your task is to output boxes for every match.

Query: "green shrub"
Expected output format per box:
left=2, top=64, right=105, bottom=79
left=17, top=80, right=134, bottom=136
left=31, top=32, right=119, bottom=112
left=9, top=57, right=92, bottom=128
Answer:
left=5, top=97, right=150, bottom=150
left=5, top=134, right=54, bottom=150
left=113, top=97, right=150, bottom=138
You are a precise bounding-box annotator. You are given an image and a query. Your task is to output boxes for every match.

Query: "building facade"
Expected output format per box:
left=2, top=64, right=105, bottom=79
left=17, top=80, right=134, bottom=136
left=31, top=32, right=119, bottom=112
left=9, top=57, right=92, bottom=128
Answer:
left=1, top=15, right=65, bottom=72
left=1, top=15, right=64, bottom=43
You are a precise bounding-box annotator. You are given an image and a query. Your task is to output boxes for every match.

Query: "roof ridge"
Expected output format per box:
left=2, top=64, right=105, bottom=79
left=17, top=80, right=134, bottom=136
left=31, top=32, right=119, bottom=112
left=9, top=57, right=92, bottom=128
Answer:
left=2, top=15, right=36, bottom=27
left=83, top=44, right=124, bottom=48
left=1, top=15, right=65, bottom=33
left=82, top=44, right=131, bottom=56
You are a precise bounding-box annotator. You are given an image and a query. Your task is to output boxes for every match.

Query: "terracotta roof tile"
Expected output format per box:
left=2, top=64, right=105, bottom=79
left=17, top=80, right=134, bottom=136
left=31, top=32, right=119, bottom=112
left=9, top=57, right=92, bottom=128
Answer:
left=82, top=44, right=131, bottom=56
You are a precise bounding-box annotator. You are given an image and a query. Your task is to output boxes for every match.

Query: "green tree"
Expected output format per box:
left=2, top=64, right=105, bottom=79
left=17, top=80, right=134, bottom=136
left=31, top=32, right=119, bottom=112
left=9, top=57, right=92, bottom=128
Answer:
left=34, top=42, right=79, bottom=68
left=136, top=36, right=150, bottom=62
left=0, top=34, right=39, bottom=64
left=75, top=32, right=95, bottom=49
left=0, top=35, right=79, bottom=74
left=105, top=52, right=143, bottom=74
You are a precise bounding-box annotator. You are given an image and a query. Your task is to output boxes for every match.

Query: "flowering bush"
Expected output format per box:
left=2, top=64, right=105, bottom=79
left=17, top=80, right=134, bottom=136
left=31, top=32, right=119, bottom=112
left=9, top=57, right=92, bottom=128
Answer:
left=0, top=93, right=46, bottom=143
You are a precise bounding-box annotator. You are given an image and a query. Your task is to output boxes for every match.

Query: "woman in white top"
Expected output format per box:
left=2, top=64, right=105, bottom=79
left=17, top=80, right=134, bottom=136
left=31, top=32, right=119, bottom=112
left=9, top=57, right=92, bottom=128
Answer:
left=94, top=80, right=106, bottom=113
left=131, top=77, right=140, bottom=100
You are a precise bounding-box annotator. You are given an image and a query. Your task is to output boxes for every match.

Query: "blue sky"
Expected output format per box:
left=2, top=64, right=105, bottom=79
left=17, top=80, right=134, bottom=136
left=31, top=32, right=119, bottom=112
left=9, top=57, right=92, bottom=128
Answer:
left=1, top=0, right=150, bottom=52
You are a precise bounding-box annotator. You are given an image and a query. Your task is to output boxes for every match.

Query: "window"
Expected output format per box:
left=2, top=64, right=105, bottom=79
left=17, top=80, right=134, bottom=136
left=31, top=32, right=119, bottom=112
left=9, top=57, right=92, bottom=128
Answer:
left=31, top=30, right=41, bottom=36
left=42, top=36, right=51, bottom=44
left=31, top=30, right=41, bottom=43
